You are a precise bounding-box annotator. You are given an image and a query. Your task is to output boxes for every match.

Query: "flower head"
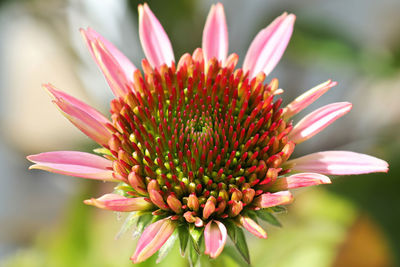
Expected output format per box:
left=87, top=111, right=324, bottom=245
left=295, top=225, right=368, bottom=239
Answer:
left=27, top=2, right=388, bottom=264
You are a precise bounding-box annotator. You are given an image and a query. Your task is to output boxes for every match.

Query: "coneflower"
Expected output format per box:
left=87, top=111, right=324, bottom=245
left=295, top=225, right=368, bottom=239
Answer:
left=27, top=3, right=388, bottom=264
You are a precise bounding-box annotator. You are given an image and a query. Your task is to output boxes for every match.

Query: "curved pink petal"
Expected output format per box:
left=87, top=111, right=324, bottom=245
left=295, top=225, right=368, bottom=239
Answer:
left=254, top=191, right=293, bottom=208
left=84, top=194, right=153, bottom=212
left=86, top=28, right=136, bottom=81
left=270, top=173, right=331, bottom=191
left=83, top=28, right=136, bottom=83
left=138, top=3, right=174, bottom=68
left=44, top=84, right=112, bottom=146
left=131, top=218, right=175, bottom=263
left=45, top=84, right=109, bottom=125
left=202, top=3, right=228, bottom=64
left=288, top=151, right=389, bottom=175
left=289, top=102, right=352, bottom=144
left=204, top=220, right=227, bottom=258
left=27, top=151, right=115, bottom=181
left=243, top=13, right=295, bottom=78
left=240, top=216, right=267, bottom=239
left=81, top=28, right=134, bottom=97
left=283, top=80, right=337, bottom=119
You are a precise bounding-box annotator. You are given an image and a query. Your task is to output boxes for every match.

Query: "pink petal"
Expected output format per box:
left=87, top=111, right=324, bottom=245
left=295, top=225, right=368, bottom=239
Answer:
left=44, top=84, right=112, bottom=146
left=289, top=102, right=352, bottom=144
left=254, top=191, right=293, bottom=208
left=45, top=84, right=109, bottom=125
left=288, top=151, right=389, bottom=175
left=138, top=4, right=174, bottom=68
left=81, top=28, right=134, bottom=97
left=84, top=194, right=153, bottom=212
left=84, top=28, right=136, bottom=83
left=270, top=173, right=331, bottom=191
left=204, top=220, right=227, bottom=258
left=131, top=218, right=175, bottom=263
left=240, top=216, right=267, bottom=239
left=27, top=151, right=115, bottom=181
left=202, top=3, right=228, bottom=64
left=283, top=80, right=337, bottom=119
left=243, top=13, right=295, bottom=78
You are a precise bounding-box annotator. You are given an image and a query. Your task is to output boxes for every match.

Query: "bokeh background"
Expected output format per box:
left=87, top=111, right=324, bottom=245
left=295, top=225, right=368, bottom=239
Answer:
left=1, top=0, right=400, bottom=266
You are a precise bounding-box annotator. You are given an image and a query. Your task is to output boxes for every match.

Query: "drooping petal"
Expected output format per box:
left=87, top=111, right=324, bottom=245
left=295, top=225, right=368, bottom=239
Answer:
left=131, top=218, right=176, bottom=263
left=243, top=13, right=295, bottom=78
left=288, top=151, right=389, bottom=175
left=84, top=194, right=153, bottom=212
left=240, top=216, right=267, bottom=239
left=204, top=220, right=227, bottom=258
left=254, top=191, right=293, bottom=208
left=202, top=3, right=228, bottom=64
left=138, top=3, right=174, bottom=68
left=270, top=173, right=331, bottom=191
left=27, top=151, right=115, bottom=181
left=283, top=80, right=337, bottom=119
left=289, top=102, right=352, bottom=144
left=81, top=28, right=134, bottom=97
left=45, top=84, right=110, bottom=125
left=44, top=84, right=112, bottom=146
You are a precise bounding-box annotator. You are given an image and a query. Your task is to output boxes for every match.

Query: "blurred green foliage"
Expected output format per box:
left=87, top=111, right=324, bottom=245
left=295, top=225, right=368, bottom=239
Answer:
left=328, top=126, right=400, bottom=266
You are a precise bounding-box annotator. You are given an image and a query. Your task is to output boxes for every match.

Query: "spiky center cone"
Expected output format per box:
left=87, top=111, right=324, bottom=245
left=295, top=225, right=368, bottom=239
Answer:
left=106, top=49, right=294, bottom=224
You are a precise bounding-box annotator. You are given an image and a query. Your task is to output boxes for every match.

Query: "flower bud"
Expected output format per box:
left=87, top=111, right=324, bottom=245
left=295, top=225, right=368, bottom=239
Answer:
left=128, top=171, right=147, bottom=195
left=147, top=179, right=160, bottom=193
left=230, top=188, right=242, bottom=201
left=149, top=189, right=169, bottom=210
left=228, top=200, right=243, bottom=217
left=167, top=194, right=182, bottom=213
left=242, top=188, right=255, bottom=204
left=187, top=193, right=199, bottom=211
left=203, top=196, right=216, bottom=219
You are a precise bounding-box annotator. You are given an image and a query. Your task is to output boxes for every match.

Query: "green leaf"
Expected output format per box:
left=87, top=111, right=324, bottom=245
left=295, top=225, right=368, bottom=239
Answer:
left=268, top=205, right=287, bottom=213
left=246, top=210, right=259, bottom=222
left=234, top=227, right=250, bottom=264
left=188, top=239, right=201, bottom=267
left=257, top=209, right=282, bottom=227
left=157, top=231, right=178, bottom=263
left=225, top=220, right=237, bottom=243
left=178, top=225, right=189, bottom=256
left=223, top=246, right=251, bottom=267
left=189, top=224, right=203, bottom=254
left=226, top=222, right=250, bottom=265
